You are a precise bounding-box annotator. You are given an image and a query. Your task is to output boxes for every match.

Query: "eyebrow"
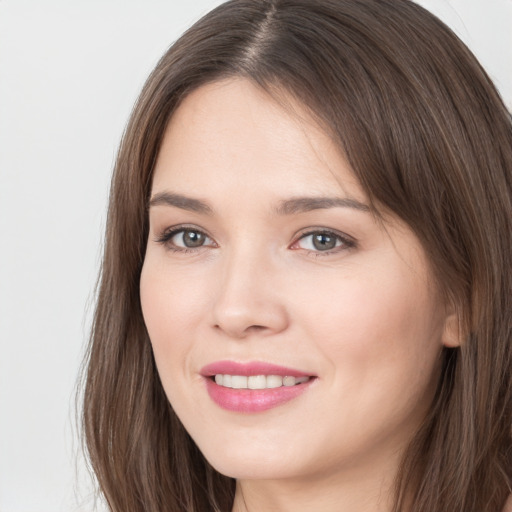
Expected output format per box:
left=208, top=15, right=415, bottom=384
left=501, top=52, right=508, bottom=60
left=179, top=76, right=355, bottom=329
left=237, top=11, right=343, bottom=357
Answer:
left=148, top=191, right=370, bottom=215
left=275, top=196, right=370, bottom=215
left=149, top=191, right=213, bottom=214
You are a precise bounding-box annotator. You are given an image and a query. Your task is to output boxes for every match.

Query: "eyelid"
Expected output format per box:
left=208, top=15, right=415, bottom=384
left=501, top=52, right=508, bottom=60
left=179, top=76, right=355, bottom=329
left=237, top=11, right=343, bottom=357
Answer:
left=154, top=224, right=356, bottom=255
left=154, top=224, right=217, bottom=251
left=290, top=227, right=357, bottom=254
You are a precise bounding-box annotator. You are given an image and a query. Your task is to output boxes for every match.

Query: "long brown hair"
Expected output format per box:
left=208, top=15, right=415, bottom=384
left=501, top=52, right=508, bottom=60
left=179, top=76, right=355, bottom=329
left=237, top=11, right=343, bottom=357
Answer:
left=82, top=1, right=512, bottom=510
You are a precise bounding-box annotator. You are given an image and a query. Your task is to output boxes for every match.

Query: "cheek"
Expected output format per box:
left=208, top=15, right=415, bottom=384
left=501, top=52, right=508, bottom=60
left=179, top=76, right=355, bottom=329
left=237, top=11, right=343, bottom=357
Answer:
left=281, top=263, right=444, bottom=466
left=139, top=258, right=211, bottom=367
left=294, top=257, right=444, bottom=406
left=139, top=258, right=217, bottom=430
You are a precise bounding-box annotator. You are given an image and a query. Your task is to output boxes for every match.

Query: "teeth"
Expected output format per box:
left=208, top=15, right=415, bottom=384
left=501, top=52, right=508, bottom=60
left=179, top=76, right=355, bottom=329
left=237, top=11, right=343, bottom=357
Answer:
left=266, top=375, right=283, bottom=388
left=248, top=375, right=266, bottom=389
left=213, top=374, right=311, bottom=389
left=231, top=375, right=248, bottom=389
left=223, top=374, right=232, bottom=388
left=283, top=376, right=296, bottom=387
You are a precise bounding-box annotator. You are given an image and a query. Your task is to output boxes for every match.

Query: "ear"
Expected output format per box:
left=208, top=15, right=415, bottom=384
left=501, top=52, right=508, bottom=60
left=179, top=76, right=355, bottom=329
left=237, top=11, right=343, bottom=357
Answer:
left=441, top=307, right=462, bottom=348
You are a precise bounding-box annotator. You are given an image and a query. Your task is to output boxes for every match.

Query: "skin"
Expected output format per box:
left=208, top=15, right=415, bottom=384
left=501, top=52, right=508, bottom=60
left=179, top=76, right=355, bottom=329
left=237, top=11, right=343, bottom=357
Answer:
left=140, top=78, right=458, bottom=512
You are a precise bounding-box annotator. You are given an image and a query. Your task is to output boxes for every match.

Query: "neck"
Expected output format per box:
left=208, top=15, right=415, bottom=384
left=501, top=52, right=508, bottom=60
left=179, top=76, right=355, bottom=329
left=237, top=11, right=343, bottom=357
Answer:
left=231, top=451, right=404, bottom=512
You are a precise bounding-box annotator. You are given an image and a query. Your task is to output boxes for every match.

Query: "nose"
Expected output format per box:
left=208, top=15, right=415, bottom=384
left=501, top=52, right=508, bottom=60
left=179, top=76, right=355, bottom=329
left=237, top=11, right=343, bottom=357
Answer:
left=211, top=248, right=289, bottom=339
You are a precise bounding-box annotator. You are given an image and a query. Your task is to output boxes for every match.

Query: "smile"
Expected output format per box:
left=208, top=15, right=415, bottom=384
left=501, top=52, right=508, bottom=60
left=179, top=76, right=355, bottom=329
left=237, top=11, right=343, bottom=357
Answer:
left=214, top=374, right=310, bottom=389
left=201, top=361, right=316, bottom=413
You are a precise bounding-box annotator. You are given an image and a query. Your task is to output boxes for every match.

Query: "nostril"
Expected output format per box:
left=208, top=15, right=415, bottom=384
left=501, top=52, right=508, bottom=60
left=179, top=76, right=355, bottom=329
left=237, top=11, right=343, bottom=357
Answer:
left=213, top=323, right=267, bottom=335
left=248, top=325, right=266, bottom=331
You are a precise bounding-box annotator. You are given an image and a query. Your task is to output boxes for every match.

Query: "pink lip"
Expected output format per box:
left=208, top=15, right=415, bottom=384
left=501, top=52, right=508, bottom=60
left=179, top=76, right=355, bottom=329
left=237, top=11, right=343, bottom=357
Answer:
left=201, top=360, right=316, bottom=413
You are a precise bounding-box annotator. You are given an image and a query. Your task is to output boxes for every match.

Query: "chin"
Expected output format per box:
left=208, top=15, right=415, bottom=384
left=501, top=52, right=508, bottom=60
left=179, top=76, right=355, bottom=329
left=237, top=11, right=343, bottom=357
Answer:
left=198, top=440, right=305, bottom=481
left=208, top=457, right=296, bottom=481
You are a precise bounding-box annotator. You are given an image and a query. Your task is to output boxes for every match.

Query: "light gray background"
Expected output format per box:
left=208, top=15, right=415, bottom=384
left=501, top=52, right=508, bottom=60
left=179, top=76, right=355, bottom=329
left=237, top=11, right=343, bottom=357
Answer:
left=0, top=1, right=510, bottom=511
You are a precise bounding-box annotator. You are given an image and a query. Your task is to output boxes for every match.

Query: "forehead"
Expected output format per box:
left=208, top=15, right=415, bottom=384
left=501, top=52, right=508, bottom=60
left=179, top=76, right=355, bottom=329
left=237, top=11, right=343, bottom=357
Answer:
left=152, top=78, right=365, bottom=203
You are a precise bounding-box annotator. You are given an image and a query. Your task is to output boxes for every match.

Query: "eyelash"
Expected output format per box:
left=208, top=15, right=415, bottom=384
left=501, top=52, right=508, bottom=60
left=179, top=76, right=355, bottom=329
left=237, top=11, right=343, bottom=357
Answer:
left=155, top=225, right=356, bottom=256
left=291, top=229, right=357, bottom=257
left=155, top=225, right=216, bottom=254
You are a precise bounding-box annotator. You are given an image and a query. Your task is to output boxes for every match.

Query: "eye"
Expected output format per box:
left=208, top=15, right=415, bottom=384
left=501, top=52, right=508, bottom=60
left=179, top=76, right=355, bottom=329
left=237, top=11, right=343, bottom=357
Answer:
left=173, top=229, right=208, bottom=248
left=156, top=226, right=216, bottom=251
left=291, top=229, right=355, bottom=254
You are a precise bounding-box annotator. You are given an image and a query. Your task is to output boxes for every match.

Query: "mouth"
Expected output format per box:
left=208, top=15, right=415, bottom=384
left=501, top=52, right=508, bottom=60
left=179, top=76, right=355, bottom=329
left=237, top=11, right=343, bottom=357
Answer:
left=201, top=361, right=317, bottom=413
left=212, top=374, right=311, bottom=389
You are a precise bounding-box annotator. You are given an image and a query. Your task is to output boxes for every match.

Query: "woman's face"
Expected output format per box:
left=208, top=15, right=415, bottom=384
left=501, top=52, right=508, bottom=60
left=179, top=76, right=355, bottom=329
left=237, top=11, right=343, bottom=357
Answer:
left=140, top=79, right=454, bottom=483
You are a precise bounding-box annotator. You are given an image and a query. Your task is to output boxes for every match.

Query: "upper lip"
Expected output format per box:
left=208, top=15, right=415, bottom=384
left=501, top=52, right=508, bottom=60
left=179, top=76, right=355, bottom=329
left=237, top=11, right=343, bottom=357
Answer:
left=200, top=360, right=315, bottom=378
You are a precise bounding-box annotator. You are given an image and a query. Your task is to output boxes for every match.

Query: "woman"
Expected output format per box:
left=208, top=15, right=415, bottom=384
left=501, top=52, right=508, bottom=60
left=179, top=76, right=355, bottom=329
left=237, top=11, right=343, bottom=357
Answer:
left=82, top=0, right=512, bottom=510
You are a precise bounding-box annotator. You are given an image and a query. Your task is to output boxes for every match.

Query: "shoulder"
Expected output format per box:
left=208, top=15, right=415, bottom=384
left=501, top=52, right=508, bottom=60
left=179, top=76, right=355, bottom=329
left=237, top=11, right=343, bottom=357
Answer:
left=502, top=494, right=512, bottom=512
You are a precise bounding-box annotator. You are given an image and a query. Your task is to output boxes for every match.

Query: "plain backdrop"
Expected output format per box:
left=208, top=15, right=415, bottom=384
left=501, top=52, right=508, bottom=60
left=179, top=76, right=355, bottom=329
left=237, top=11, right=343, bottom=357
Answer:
left=0, top=1, right=510, bottom=511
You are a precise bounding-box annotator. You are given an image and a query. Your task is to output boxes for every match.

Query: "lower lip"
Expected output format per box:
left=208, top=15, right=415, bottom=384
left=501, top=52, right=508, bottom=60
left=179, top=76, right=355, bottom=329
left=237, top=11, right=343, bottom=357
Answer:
left=204, top=377, right=314, bottom=413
